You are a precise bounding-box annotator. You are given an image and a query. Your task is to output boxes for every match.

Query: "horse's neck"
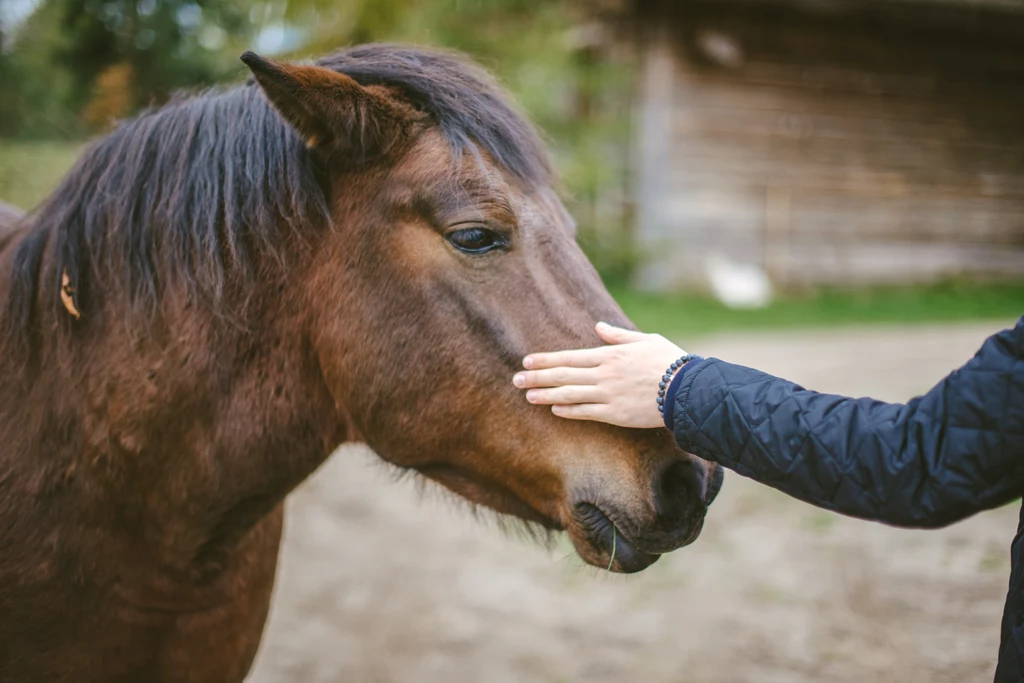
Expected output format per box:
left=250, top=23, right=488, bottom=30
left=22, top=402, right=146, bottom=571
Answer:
left=154, top=317, right=347, bottom=576
left=0, top=285, right=347, bottom=580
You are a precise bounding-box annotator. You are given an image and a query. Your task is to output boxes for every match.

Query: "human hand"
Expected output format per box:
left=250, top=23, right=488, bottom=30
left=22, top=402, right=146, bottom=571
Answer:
left=512, top=322, right=687, bottom=429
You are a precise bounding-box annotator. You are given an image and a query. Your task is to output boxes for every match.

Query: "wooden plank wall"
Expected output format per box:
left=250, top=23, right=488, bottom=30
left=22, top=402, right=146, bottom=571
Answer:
left=634, top=1, right=1024, bottom=289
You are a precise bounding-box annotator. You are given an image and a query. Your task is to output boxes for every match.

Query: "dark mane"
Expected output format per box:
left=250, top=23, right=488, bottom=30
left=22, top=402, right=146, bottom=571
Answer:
left=3, top=43, right=553, bottom=349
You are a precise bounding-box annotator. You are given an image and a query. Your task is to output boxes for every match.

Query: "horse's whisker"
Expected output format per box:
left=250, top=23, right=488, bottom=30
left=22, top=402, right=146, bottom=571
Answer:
left=607, top=526, right=617, bottom=572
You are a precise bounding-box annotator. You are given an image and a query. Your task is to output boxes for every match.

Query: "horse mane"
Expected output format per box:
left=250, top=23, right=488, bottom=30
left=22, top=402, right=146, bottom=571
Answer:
left=3, top=44, right=553, bottom=351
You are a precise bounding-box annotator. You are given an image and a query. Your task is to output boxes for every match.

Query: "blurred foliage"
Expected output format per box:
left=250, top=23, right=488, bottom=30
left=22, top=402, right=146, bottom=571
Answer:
left=0, top=0, right=639, bottom=279
left=1, top=0, right=254, bottom=136
left=82, top=62, right=134, bottom=126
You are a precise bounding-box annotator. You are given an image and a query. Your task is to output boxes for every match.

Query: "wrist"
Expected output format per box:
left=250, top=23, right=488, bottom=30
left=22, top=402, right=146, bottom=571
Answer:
left=660, top=355, right=704, bottom=428
left=656, top=354, right=699, bottom=414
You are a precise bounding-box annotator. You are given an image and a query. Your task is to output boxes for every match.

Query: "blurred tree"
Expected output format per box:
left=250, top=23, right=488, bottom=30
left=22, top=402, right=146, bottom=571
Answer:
left=0, top=1, right=80, bottom=137
left=1, top=0, right=255, bottom=135
left=56, top=0, right=252, bottom=110
left=0, top=26, right=17, bottom=136
left=81, top=62, right=134, bottom=128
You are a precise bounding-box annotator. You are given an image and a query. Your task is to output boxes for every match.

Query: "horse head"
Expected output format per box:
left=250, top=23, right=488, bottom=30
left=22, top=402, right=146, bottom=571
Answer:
left=243, top=47, right=722, bottom=572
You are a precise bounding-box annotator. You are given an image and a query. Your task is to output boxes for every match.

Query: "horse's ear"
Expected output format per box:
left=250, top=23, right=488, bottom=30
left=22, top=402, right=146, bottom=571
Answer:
left=240, top=51, right=407, bottom=160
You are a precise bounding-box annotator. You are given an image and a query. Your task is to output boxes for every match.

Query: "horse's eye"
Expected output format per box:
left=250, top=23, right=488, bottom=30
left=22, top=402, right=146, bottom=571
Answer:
left=446, top=227, right=507, bottom=255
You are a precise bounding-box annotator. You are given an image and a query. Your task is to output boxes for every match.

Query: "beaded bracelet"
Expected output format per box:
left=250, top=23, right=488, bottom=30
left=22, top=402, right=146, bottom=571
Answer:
left=657, top=354, right=700, bottom=415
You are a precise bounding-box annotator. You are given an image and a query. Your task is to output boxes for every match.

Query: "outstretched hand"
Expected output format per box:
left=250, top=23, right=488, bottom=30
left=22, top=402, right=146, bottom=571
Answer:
left=512, top=322, right=687, bottom=429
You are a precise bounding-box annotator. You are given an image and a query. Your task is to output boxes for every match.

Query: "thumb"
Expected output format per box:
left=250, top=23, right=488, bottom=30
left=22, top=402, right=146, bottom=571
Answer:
left=596, top=321, right=647, bottom=345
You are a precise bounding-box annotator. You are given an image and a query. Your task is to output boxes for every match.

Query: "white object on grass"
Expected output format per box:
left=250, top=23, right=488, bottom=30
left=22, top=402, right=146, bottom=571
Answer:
left=706, top=254, right=772, bottom=309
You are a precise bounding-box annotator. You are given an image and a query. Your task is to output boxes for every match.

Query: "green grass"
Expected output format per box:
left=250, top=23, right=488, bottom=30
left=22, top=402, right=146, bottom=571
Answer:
left=610, top=280, right=1024, bottom=340
left=2, top=138, right=1022, bottom=334
left=0, top=139, right=85, bottom=210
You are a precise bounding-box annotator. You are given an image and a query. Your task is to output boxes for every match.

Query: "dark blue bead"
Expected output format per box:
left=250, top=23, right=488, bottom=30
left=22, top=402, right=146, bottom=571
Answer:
left=659, top=381, right=666, bottom=389
left=656, top=397, right=664, bottom=405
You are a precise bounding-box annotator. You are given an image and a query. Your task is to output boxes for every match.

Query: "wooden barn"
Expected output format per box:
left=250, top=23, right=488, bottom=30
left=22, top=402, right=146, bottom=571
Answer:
left=622, top=0, right=1024, bottom=290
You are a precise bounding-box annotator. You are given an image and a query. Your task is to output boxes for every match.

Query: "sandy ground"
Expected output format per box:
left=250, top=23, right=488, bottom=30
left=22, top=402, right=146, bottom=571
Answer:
left=248, top=320, right=1021, bottom=683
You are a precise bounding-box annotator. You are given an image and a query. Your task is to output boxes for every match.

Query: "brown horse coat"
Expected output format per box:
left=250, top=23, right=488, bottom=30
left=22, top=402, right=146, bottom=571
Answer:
left=0, top=45, right=718, bottom=682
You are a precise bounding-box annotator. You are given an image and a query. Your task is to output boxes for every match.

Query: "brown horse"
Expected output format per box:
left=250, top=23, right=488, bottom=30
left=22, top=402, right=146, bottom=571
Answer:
left=0, top=45, right=721, bottom=682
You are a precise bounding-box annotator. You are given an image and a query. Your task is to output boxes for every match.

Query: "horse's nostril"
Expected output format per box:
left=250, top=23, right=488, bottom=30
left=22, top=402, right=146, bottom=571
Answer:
left=706, top=464, right=725, bottom=505
left=656, top=459, right=705, bottom=520
left=632, top=459, right=710, bottom=554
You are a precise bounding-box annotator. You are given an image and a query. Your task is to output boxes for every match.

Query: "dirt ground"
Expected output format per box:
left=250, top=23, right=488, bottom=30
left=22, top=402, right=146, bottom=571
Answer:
left=247, top=320, right=1020, bottom=683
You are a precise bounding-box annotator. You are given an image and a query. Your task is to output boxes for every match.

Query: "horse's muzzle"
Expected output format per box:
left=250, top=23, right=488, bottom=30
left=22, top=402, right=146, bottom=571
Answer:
left=569, top=457, right=721, bottom=572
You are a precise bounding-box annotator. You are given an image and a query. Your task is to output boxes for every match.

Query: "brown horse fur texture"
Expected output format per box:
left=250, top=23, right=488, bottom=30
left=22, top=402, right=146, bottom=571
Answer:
left=0, top=45, right=721, bottom=682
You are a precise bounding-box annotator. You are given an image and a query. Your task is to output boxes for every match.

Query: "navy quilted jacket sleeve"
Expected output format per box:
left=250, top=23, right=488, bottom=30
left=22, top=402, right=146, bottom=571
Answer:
left=667, top=318, right=1024, bottom=528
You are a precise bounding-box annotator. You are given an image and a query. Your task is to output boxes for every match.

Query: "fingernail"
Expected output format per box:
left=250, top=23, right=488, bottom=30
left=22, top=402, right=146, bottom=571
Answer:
left=596, top=321, right=609, bottom=330
left=513, top=374, right=525, bottom=387
left=526, top=390, right=537, bottom=402
left=552, top=405, right=563, bottom=414
left=523, top=357, right=534, bottom=369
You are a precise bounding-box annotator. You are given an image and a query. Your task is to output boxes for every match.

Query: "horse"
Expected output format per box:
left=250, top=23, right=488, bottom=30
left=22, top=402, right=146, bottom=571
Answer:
left=0, top=44, right=721, bottom=682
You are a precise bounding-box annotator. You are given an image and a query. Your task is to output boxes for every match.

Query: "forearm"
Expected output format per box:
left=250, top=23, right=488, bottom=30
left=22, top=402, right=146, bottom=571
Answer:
left=668, top=357, right=1024, bottom=528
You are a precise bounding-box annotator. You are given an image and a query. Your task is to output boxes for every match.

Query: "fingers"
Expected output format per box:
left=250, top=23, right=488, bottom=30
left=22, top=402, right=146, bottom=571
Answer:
left=521, top=324, right=648, bottom=370
left=551, top=403, right=607, bottom=422
left=523, top=347, right=603, bottom=370
left=513, top=367, right=597, bottom=389
left=595, top=321, right=647, bottom=345
left=525, top=385, right=604, bottom=405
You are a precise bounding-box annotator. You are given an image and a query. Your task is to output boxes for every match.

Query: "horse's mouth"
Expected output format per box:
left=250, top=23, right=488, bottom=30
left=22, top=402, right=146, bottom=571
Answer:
left=571, top=503, right=659, bottom=574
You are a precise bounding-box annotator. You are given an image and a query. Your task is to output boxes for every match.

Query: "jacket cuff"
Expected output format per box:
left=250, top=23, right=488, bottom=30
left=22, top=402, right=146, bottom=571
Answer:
left=662, top=356, right=706, bottom=429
